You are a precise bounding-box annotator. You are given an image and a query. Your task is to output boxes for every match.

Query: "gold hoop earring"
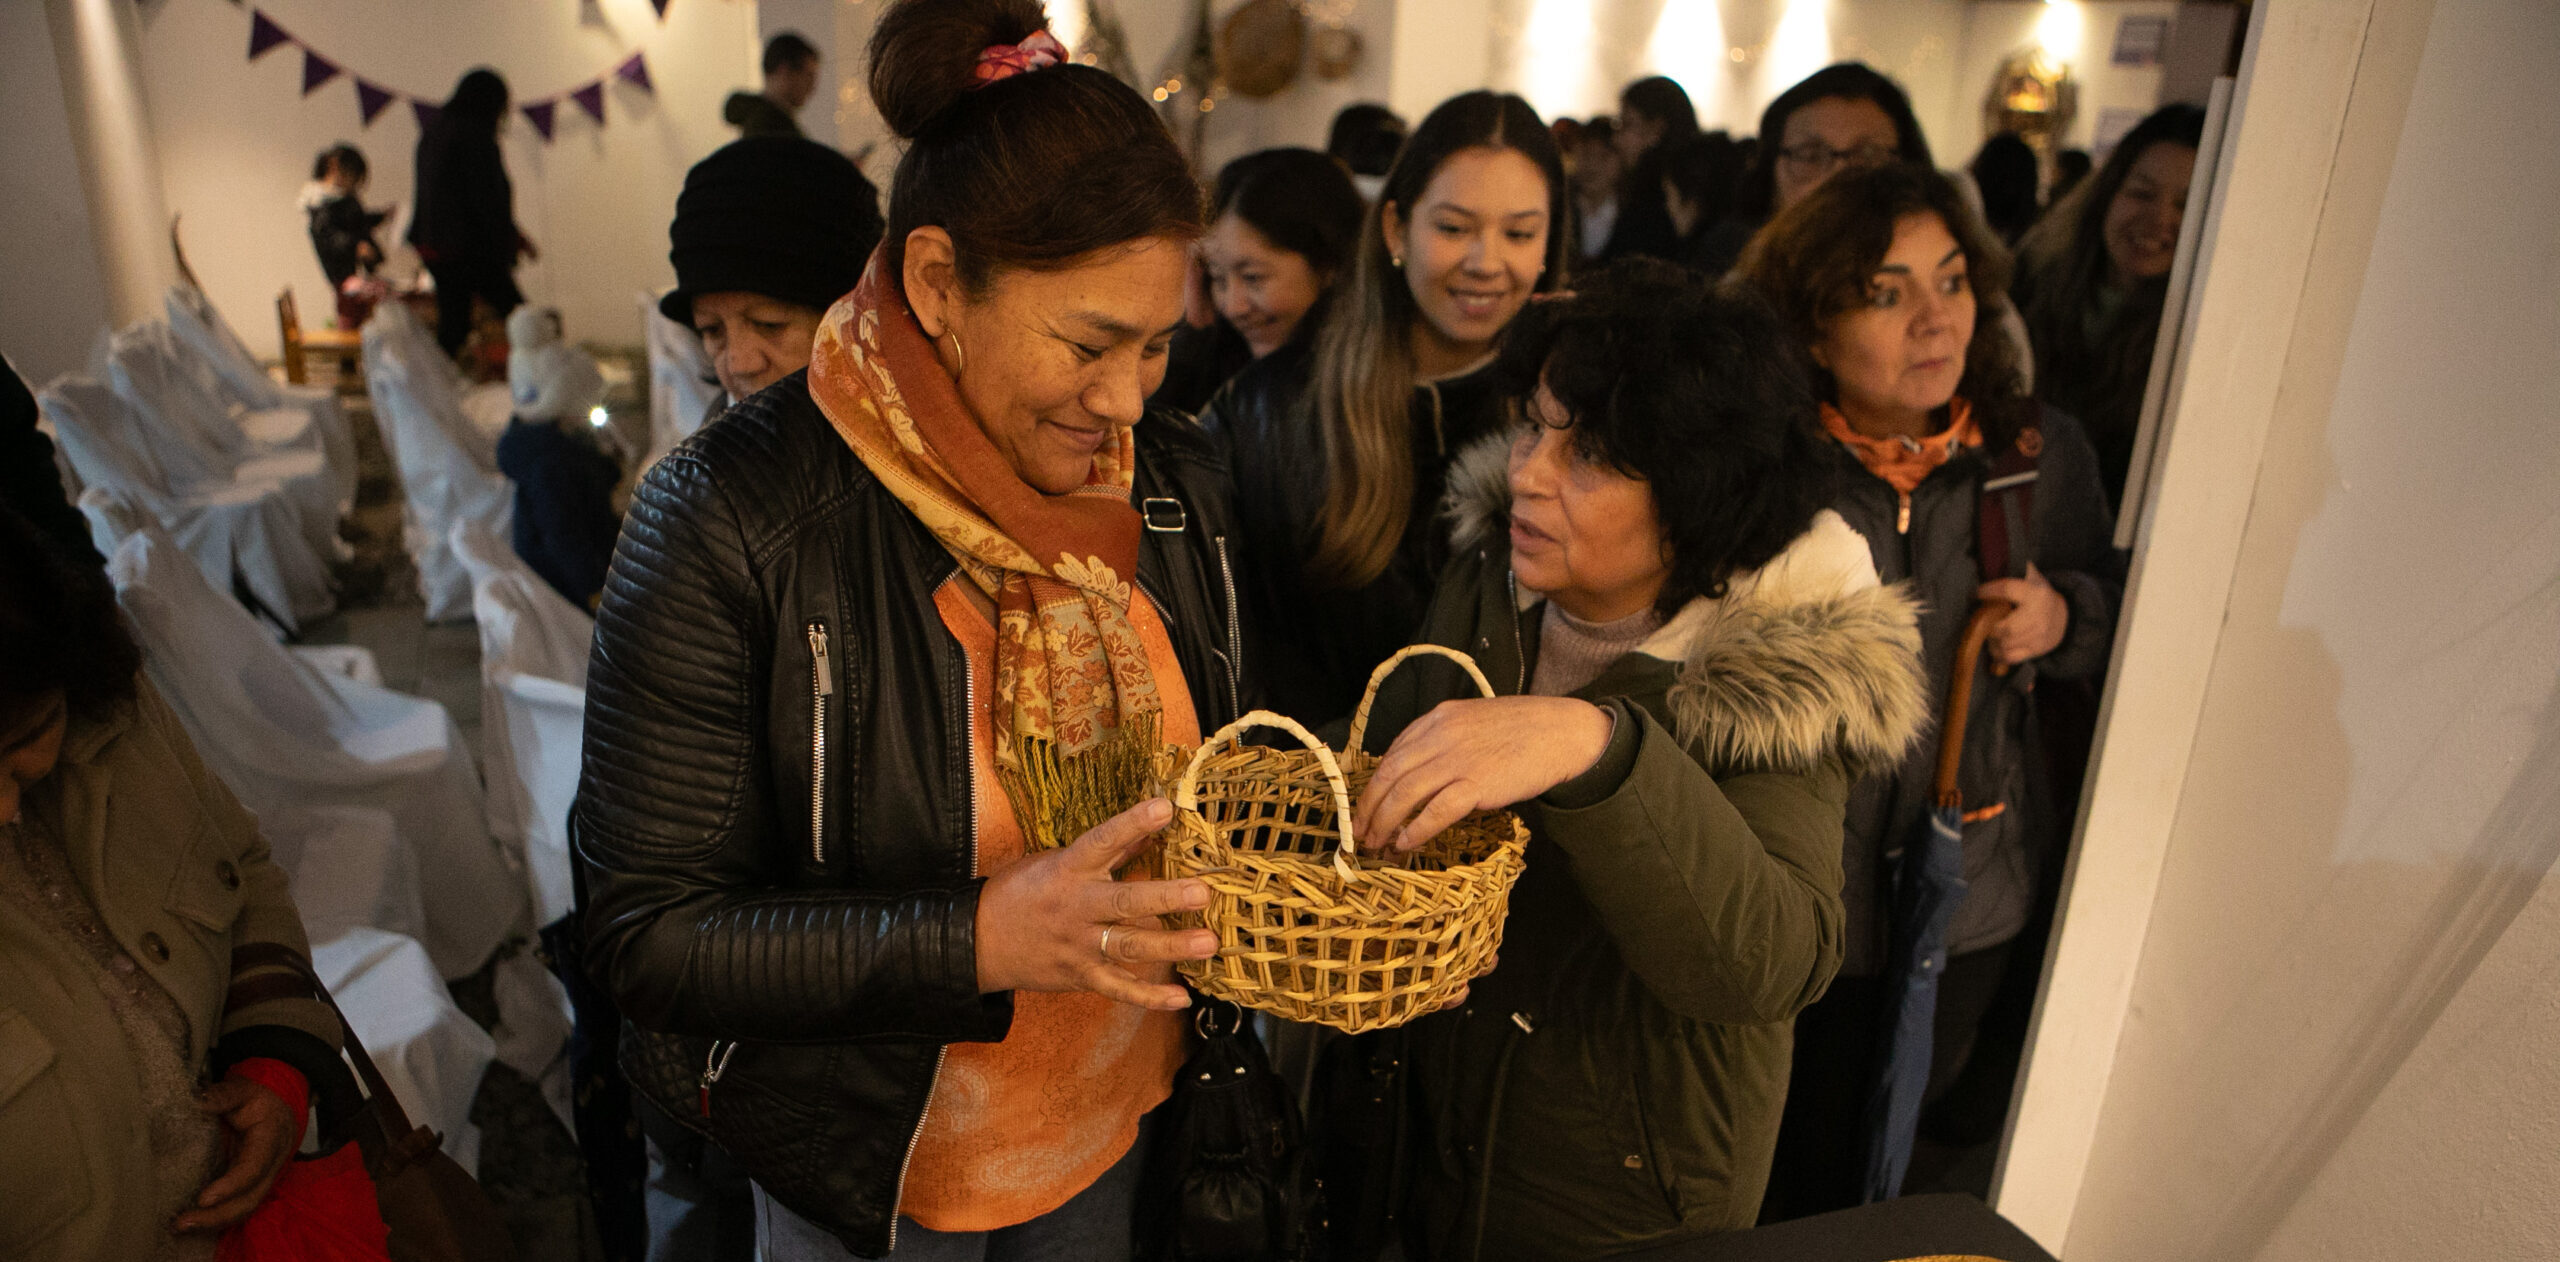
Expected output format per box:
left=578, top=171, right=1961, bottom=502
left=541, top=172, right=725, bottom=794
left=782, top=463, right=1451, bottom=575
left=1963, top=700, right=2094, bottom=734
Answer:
left=944, top=330, right=967, bottom=373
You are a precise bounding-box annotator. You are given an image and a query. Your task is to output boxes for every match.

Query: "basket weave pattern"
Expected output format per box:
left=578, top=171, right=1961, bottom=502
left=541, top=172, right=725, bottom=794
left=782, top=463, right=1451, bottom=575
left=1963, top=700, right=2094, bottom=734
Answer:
left=1167, top=646, right=1529, bottom=1033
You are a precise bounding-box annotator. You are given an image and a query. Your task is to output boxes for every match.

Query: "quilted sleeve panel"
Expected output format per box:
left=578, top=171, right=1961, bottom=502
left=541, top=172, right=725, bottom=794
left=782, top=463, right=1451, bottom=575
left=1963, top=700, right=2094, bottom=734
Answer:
left=574, top=418, right=1007, bottom=1045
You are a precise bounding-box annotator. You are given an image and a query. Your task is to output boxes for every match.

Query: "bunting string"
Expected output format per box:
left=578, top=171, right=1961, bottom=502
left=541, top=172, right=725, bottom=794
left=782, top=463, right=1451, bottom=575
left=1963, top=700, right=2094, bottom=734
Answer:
left=243, top=6, right=658, bottom=142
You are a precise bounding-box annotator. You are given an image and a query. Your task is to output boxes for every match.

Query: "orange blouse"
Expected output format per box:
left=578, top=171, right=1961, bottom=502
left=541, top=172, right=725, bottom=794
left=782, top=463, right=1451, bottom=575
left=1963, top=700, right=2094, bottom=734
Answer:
left=898, top=579, right=1198, bottom=1232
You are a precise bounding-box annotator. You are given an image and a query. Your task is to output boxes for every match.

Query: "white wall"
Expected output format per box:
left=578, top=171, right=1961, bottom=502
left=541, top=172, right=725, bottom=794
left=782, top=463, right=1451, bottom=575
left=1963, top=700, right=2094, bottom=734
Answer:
left=0, top=2, right=118, bottom=387
left=128, top=0, right=757, bottom=359
left=2048, top=0, right=2560, bottom=1256
left=1473, top=0, right=2185, bottom=167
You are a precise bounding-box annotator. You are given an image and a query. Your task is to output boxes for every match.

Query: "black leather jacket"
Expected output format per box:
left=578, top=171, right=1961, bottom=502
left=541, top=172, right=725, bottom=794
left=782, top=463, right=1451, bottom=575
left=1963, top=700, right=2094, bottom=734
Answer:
left=573, top=372, right=1246, bottom=1257
left=1198, top=343, right=1512, bottom=729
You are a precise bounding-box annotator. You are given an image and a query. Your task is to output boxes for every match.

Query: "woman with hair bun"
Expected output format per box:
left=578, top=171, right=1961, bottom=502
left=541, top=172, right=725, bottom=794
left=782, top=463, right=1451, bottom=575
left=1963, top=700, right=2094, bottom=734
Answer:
left=1202, top=90, right=1570, bottom=730
left=573, top=2, right=1247, bottom=1256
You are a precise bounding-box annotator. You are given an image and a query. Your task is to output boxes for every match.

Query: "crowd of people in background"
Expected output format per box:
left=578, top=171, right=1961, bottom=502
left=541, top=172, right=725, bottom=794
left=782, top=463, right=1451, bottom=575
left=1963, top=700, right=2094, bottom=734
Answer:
left=3, top=0, right=2215, bottom=1255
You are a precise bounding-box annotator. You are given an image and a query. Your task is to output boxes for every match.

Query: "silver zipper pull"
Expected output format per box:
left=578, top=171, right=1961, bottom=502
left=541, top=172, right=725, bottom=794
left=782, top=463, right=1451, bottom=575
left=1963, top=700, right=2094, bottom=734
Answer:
left=808, top=624, right=834, bottom=696
left=699, top=1040, right=737, bottom=1118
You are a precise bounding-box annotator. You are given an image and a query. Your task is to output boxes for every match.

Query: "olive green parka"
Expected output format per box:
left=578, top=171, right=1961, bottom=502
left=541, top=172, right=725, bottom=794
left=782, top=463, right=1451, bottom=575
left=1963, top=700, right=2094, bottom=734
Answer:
left=1357, top=439, right=1928, bottom=1260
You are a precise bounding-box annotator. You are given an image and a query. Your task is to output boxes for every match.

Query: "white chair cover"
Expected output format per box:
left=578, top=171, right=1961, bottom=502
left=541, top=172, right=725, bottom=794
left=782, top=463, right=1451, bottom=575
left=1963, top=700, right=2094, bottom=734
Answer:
left=449, top=518, right=592, bottom=928
left=312, top=928, right=494, bottom=1175
left=104, top=321, right=344, bottom=564
left=107, top=525, right=524, bottom=978
left=444, top=524, right=585, bottom=1128
left=641, top=291, right=722, bottom=468
left=51, top=380, right=335, bottom=635
left=361, top=303, right=512, bottom=622
left=162, top=283, right=358, bottom=505
left=267, top=804, right=432, bottom=957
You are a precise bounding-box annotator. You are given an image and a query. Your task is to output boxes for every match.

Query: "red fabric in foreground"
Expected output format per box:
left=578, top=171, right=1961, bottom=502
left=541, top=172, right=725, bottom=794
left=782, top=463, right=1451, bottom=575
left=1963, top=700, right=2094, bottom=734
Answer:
left=216, top=1142, right=391, bottom=1261
left=225, top=1058, right=311, bottom=1138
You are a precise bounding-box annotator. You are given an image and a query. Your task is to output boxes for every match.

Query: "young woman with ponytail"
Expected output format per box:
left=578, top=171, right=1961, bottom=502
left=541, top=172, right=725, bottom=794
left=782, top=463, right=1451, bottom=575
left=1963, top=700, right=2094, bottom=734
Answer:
left=1201, top=90, right=1569, bottom=730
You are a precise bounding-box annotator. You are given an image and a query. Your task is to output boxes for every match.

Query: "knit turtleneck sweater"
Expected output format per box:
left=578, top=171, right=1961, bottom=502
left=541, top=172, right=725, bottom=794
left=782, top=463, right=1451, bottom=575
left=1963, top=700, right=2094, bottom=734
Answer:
left=1528, top=601, right=1664, bottom=698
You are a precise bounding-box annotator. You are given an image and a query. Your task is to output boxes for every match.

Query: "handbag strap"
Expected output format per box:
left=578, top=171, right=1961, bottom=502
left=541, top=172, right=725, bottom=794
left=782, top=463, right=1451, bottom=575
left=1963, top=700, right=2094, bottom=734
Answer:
left=231, top=942, right=422, bottom=1139
left=1976, top=424, right=2042, bottom=584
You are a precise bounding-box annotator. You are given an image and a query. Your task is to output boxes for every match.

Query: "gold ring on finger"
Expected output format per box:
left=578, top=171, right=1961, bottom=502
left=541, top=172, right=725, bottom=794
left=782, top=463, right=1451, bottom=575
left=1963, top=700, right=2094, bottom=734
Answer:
left=1098, top=926, right=1114, bottom=960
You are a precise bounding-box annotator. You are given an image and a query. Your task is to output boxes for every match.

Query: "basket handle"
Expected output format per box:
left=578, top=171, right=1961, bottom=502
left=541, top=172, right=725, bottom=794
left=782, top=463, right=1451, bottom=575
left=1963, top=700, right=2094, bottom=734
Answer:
left=1346, top=644, right=1500, bottom=754
left=1175, top=709, right=1364, bottom=881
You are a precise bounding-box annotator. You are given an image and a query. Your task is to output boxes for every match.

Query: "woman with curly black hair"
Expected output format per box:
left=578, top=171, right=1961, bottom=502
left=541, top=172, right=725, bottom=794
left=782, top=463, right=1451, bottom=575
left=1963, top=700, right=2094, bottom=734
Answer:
left=1346, top=260, right=1929, bottom=1258
left=1731, top=162, right=2123, bottom=1220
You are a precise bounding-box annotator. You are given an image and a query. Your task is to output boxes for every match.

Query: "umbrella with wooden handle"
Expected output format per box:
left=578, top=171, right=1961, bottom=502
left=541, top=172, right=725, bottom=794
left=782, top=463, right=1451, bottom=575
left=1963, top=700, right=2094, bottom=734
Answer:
left=1867, top=599, right=2013, bottom=1204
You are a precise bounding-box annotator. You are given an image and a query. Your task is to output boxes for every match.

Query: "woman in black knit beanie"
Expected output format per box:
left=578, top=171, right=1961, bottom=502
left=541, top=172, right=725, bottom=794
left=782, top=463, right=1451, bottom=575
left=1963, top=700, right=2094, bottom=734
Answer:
left=663, top=135, right=886, bottom=410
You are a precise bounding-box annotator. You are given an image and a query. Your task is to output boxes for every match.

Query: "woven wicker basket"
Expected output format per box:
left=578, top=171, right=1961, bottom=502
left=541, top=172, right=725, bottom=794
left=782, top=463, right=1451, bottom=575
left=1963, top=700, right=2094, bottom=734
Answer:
left=1167, top=645, right=1529, bottom=1033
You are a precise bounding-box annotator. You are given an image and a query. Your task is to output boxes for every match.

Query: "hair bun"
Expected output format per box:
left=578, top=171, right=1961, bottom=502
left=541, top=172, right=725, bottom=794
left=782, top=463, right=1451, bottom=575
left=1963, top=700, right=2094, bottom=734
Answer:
left=868, top=0, right=1050, bottom=139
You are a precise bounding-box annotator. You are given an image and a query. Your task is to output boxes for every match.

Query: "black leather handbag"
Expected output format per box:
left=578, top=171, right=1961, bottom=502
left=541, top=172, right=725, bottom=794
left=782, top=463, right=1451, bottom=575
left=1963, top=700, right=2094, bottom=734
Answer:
left=1137, top=997, right=1327, bottom=1262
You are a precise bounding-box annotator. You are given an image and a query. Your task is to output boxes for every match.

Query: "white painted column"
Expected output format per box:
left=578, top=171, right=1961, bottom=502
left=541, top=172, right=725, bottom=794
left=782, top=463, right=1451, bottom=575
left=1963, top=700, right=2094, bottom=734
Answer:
left=42, top=0, right=173, bottom=328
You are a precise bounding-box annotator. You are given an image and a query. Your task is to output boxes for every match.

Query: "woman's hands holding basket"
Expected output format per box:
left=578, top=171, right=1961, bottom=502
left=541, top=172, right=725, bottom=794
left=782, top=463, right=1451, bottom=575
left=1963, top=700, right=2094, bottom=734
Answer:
left=975, top=797, right=1220, bottom=1011
left=1354, top=696, right=1615, bottom=852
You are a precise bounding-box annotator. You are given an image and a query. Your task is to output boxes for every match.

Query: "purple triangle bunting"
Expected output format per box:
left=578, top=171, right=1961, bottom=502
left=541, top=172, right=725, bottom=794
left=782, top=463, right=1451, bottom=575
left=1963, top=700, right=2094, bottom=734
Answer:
left=522, top=100, right=558, bottom=141
left=616, top=52, right=653, bottom=93
left=247, top=9, right=291, bottom=59
left=300, top=50, right=341, bottom=96
left=410, top=99, right=442, bottom=131
left=649, top=0, right=671, bottom=18
left=356, top=80, right=396, bottom=125
left=570, top=82, right=607, bottom=124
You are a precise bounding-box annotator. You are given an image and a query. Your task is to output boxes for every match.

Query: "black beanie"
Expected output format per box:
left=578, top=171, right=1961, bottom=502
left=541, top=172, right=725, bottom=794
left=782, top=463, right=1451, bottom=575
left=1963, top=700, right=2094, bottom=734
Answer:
left=663, top=136, right=884, bottom=326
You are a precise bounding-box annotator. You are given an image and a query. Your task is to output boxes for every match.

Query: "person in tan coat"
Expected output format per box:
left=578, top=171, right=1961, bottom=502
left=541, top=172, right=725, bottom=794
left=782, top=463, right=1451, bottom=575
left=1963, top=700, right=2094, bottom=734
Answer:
left=0, top=507, right=346, bottom=1261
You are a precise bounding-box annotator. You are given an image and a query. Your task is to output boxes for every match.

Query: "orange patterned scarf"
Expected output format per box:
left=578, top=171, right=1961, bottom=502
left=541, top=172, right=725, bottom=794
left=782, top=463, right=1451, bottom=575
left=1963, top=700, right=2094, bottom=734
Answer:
left=807, top=258, right=1162, bottom=774
left=1821, top=399, right=1981, bottom=534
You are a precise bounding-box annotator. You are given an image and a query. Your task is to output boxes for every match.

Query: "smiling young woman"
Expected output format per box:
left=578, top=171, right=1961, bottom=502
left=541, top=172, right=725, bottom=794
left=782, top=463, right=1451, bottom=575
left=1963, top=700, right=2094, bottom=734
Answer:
left=2012, top=103, right=2210, bottom=510
left=1149, top=147, right=1365, bottom=416
left=1199, top=90, right=1570, bottom=729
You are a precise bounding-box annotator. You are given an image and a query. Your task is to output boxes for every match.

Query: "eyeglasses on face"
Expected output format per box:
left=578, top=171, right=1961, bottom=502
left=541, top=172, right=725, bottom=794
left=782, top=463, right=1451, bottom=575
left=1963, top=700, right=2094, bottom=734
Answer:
left=1777, top=142, right=1897, bottom=173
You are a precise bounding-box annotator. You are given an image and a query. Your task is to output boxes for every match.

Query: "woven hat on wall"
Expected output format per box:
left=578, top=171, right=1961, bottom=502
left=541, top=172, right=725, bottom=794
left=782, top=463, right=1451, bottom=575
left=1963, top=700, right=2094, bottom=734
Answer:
left=1217, top=0, right=1306, bottom=99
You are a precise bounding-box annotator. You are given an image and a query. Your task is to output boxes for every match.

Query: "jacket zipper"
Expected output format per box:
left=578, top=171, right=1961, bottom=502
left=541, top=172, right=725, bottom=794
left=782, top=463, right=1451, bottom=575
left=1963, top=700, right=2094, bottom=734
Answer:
left=1504, top=568, right=1526, bottom=694
left=807, top=621, right=833, bottom=867
left=697, top=1039, right=737, bottom=1119
left=886, top=653, right=974, bottom=1253
left=1211, top=534, right=1243, bottom=717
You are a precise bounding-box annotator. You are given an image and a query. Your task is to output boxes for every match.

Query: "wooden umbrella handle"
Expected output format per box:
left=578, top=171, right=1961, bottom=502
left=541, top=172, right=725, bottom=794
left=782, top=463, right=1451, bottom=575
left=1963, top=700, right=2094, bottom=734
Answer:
left=1933, top=601, right=2016, bottom=805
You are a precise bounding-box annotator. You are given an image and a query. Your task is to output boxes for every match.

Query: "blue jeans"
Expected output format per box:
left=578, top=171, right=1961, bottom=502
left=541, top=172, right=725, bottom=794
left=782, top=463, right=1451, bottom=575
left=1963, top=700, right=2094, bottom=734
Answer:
left=752, top=1120, right=1148, bottom=1261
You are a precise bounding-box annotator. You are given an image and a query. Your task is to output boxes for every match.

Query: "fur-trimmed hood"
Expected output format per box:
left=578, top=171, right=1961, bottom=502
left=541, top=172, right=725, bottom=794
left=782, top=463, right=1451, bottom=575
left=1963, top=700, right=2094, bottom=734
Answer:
left=1440, top=432, right=1929, bottom=776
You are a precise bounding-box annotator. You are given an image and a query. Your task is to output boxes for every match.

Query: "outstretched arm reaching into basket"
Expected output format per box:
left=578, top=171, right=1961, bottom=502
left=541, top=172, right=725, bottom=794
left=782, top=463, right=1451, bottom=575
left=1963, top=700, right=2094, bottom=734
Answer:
left=1351, top=695, right=1616, bottom=852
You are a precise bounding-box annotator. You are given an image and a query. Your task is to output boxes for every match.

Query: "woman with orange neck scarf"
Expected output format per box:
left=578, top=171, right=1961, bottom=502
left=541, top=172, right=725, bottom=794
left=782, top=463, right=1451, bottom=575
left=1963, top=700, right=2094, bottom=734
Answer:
left=572, top=2, right=1251, bottom=1257
left=1732, top=162, right=2122, bottom=1220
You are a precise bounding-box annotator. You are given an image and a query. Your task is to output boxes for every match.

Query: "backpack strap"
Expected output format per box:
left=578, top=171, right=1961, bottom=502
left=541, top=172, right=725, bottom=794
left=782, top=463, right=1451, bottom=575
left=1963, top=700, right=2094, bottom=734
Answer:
left=1978, top=423, right=2043, bottom=583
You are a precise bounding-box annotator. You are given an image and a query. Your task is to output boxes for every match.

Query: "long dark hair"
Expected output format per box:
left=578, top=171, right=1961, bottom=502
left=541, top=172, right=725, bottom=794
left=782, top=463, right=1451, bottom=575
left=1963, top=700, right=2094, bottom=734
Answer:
left=1308, top=90, right=1568, bottom=589
left=0, top=507, right=140, bottom=719
left=1619, top=76, right=1699, bottom=149
left=1496, top=260, right=1829, bottom=609
left=868, top=0, right=1203, bottom=295
left=2012, top=104, right=2207, bottom=355
left=1733, top=62, right=1932, bottom=222
left=1731, top=162, right=2035, bottom=452
left=1971, top=132, right=2040, bottom=243
left=1212, top=148, right=1366, bottom=281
